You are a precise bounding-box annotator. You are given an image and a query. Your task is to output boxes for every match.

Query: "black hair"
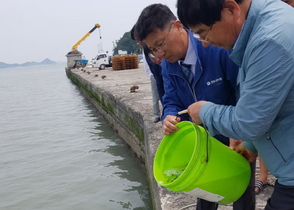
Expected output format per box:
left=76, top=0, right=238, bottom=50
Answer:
left=177, top=0, right=224, bottom=28
left=135, top=3, right=177, bottom=41
left=177, top=0, right=244, bottom=28
left=130, top=24, right=137, bottom=41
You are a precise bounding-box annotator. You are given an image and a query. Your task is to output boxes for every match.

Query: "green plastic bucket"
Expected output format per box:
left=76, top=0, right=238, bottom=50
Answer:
left=153, top=121, right=250, bottom=204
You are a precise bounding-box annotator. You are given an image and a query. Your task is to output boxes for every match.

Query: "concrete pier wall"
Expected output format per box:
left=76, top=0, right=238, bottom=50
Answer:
left=66, top=69, right=146, bottom=164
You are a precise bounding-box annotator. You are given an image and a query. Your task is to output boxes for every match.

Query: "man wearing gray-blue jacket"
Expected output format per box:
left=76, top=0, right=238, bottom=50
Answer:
left=178, top=0, right=294, bottom=208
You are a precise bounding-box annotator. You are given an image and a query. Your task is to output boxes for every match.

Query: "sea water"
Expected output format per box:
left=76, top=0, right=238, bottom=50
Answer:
left=0, top=63, right=151, bottom=210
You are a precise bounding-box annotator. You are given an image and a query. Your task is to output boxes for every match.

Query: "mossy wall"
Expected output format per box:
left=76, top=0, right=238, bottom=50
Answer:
left=65, top=68, right=146, bottom=165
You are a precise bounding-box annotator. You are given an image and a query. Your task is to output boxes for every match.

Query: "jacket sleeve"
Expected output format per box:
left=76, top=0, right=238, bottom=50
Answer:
left=219, top=48, right=239, bottom=90
left=199, top=40, right=294, bottom=141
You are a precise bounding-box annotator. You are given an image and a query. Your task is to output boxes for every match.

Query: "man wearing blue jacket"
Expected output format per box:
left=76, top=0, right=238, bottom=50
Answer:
left=177, top=0, right=294, bottom=209
left=134, top=3, right=255, bottom=210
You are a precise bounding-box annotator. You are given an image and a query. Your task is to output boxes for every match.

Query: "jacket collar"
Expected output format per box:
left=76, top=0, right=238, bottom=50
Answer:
left=162, top=30, right=203, bottom=86
left=230, top=0, right=263, bottom=66
left=181, top=31, right=197, bottom=66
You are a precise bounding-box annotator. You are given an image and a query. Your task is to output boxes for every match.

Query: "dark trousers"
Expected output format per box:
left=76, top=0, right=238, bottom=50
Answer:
left=265, top=180, right=294, bottom=210
left=196, top=161, right=256, bottom=210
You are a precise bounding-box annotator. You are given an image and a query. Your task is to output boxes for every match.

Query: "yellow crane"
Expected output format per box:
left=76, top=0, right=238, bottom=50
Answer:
left=71, top=23, right=101, bottom=51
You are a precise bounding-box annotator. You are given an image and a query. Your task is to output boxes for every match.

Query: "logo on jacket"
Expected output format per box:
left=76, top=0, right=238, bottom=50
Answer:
left=207, top=77, right=222, bottom=86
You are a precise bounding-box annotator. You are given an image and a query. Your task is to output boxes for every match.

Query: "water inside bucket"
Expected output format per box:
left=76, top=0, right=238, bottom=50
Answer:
left=162, top=164, right=187, bottom=183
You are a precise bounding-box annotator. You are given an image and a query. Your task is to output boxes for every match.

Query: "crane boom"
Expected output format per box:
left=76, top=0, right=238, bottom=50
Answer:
left=71, top=24, right=101, bottom=51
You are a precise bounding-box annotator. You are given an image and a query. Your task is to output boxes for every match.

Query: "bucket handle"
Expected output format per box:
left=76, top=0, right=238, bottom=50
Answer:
left=202, top=124, right=209, bottom=163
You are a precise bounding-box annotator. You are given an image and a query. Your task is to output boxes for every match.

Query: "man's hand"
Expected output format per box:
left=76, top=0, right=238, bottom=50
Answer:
left=229, top=139, right=243, bottom=150
left=235, top=143, right=258, bottom=163
left=187, top=101, right=207, bottom=124
left=162, top=115, right=181, bottom=135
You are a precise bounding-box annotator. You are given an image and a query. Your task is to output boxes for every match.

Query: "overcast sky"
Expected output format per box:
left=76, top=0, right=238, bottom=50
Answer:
left=1, top=0, right=177, bottom=64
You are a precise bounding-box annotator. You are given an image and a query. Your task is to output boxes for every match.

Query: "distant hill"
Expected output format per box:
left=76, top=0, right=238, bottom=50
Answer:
left=0, top=58, right=57, bottom=69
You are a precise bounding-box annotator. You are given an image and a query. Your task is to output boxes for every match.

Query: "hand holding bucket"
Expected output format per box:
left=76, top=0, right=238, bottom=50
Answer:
left=153, top=121, right=251, bottom=204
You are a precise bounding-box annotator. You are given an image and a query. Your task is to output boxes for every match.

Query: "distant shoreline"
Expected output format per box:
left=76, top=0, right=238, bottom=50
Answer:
left=0, top=58, right=56, bottom=69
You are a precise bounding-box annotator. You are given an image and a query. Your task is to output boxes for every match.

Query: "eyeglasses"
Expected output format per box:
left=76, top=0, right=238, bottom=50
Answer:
left=194, top=25, right=213, bottom=43
left=150, top=22, right=174, bottom=55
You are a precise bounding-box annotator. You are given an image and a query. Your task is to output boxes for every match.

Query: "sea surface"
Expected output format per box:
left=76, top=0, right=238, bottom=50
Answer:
left=0, top=63, right=151, bottom=210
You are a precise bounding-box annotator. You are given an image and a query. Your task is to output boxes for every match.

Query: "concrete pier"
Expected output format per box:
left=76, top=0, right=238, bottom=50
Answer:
left=65, top=64, right=275, bottom=210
